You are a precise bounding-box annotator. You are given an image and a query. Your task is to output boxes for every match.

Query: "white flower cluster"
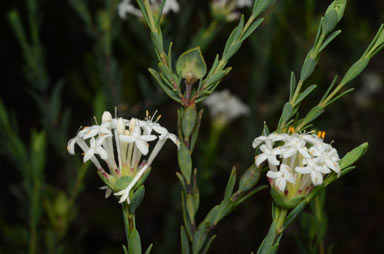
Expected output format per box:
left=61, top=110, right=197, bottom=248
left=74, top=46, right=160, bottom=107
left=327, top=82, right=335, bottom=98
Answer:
left=118, top=0, right=180, bottom=19
left=67, top=111, right=179, bottom=203
left=253, top=130, right=341, bottom=194
left=204, top=89, right=250, bottom=124
left=211, top=0, right=253, bottom=21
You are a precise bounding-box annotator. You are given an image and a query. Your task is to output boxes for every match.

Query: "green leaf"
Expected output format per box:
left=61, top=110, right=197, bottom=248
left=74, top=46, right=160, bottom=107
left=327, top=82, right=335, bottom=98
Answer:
left=144, top=244, right=153, bottom=254
left=283, top=201, right=306, bottom=230
left=182, top=104, right=197, bottom=138
left=252, top=0, right=273, bottom=17
left=130, top=186, right=145, bottom=214
left=278, top=103, right=293, bottom=128
left=300, top=57, right=318, bottom=81
left=30, top=130, right=47, bottom=174
left=115, top=176, right=133, bottom=191
left=224, top=167, right=237, bottom=200
left=123, top=244, right=129, bottom=254
left=319, top=30, right=342, bottom=52
left=128, top=228, right=142, bottom=254
left=322, top=9, right=338, bottom=35
left=178, top=144, right=193, bottom=183
left=176, top=47, right=207, bottom=80
left=181, top=226, right=190, bottom=254
left=257, top=221, right=277, bottom=254
left=240, top=18, right=264, bottom=42
left=289, top=72, right=296, bottom=101
left=295, top=85, right=317, bottom=105
left=190, top=109, right=203, bottom=153
left=213, top=200, right=235, bottom=225
left=340, top=58, right=369, bottom=85
left=192, top=222, right=209, bottom=254
left=186, top=194, right=196, bottom=223
left=339, top=142, right=369, bottom=170
left=238, top=164, right=262, bottom=193
left=148, top=68, right=181, bottom=103
left=270, top=187, right=305, bottom=210
left=200, top=234, right=217, bottom=254
left=300, top=106, right=325, bottom=128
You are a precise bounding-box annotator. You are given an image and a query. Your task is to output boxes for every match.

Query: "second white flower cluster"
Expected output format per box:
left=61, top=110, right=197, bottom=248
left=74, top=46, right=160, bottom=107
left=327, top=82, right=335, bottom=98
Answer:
left=67, top=111, right=179, bottom=203
left=253, top=130, right=341, bottom=194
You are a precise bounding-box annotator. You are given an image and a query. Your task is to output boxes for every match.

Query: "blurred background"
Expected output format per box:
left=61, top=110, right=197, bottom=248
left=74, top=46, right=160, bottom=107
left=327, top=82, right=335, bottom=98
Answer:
left=1, top=0, right=384, bottom=253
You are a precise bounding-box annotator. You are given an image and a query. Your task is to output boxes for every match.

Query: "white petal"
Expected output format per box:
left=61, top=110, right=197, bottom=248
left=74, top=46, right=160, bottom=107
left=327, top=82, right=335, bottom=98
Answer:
left=119, top=135, right=135, bottom=143
left=255, top=154, right=267, bottom=167
left=252, top=136, right=266, bottom=148
left=277, top=178, right=287, bottom=192
left=141, top=135, right=157, bottom=142
left=136, top=140, right=149, bottom=155
left=267, top=155, right=280, bottom=166
left=311, top=171, right=323, bottom=185
left=96, top=147, right=108, bottom=160
left=67, top=138, right=77, bottom=154
left=266, top=170, right=281, bottom=179
left=295, top=166, right=311, bottom=174
left=83, top=149, right=95, bottom=163
left=298, top=147, right=310, bottom=158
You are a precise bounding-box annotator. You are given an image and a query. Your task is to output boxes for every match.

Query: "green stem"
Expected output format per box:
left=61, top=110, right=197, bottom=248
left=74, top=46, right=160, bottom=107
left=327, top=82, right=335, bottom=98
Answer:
left=122, top=203, right=135, bottom=247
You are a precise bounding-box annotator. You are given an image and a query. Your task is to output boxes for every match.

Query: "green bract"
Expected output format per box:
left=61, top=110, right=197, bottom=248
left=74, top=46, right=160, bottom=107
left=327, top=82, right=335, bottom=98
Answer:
left=176, top=47, right=207, bottom=82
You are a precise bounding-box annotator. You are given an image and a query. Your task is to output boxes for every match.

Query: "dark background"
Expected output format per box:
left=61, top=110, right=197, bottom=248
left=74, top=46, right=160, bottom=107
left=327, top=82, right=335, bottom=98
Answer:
left=1, top=0, right=384, bottom=253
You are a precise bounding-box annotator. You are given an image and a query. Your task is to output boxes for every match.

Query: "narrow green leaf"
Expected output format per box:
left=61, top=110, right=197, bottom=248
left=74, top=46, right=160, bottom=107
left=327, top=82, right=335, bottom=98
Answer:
left=324, top=88, right=354, bottom=107
left=128, top=229, right=142, bottom=254
left=257, top=221, right=277, bottom=254
left=240, top=18, right=264, bottom=42
left=200, top=234, right=216, bottom=254
left=340, top=58, right=369, bottom=85
left=300, top=106, right=325, bottom=128
left=130, top=186, right=145, bottom=214
left=278, top=103, right=293, bottom=128
left=300, top=57, right=318, bottom=81
left=252, top=0, right=273, bottom=17
left=289, top=72, right=296, bottom=101
left=190, top=109, right=203, bottom=153
left=283, top=201, right=306, bottom=230
left=181, top=226, right=190, bottom=254
left=182, top=104, right=197, bottom=139
left=320, top=75, right=338, bottom=103
left=178, top=144, right=192, bottom=183
left=238, top=164, right=262, bottom=193
left=148, top=68, right=181, bottom=103
left=224, top=167, right=237, bottom=200
left=144, top=244, right=153, bottom=254
left=339, top=142, right=369, bottom=170
left=295, top=85, right=317, bottom=105
left=322, top=9, right=338, bottom=35
left=214, top=200, right=235, bottom=225
left=319, top=30, right=342, bottom=52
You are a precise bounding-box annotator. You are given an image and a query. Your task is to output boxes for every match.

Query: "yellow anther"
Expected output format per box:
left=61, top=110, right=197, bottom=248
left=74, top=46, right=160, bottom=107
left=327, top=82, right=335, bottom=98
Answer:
left=146, top=110, right=149, bottom=119
left=317, top=131, right=322, bottom=138
left=124, top=129, right=130, bottom=136
left=288, top=126, right=295, bottom=134
left=321, top=131, right=326, bottom=139
left=157, top=115, right=162, bottom=121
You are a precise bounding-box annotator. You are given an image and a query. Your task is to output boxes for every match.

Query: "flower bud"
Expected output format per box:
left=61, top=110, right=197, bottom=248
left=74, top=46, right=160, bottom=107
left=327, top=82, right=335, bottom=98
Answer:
left=102, top=111, right=113, bottom=123
left=117, top=118, right=125, bottom=134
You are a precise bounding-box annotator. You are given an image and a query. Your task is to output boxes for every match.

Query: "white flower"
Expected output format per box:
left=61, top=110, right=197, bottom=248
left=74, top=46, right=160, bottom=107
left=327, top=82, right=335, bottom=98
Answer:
left=83, top=137, right=108, bottom=163
left=252, top=133, right=286, bottom=149
left=120, top=126, right=157, bottom=155
left=204, top=89, right=250, bottom=125
left=255, top=140, right=281, bottom=167
left=279, top=133, right=310, bottom=159
left=118, top=0, right=180, bottom=19
left=68, top=110, right=179, bottom=204
left=267, top=164, right=296, bottom=192
left=211, top=0, right=253, bottom=22
left=296, top=158, right=331, bottom=186
left=253, top=130, right=341, bottom=195
left=237, top=0, right=253, bottom=8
